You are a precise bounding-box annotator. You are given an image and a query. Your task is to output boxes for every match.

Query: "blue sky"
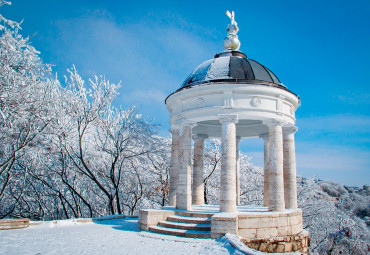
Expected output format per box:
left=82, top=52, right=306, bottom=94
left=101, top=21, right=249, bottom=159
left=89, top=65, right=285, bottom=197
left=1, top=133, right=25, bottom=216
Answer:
left=4, top=0, right=369, bottom=186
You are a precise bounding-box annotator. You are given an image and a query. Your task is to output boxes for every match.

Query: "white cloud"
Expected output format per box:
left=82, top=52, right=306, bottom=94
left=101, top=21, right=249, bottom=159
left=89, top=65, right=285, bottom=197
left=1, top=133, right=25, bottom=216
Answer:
left=51, top=13, right=219, bottom=92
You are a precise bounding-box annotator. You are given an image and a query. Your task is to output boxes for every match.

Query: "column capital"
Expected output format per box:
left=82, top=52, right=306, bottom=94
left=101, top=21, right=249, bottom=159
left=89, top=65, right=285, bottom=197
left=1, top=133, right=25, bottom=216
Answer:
left=259, top=133, right=269, bottom=140
left=218, top=114, right=239, bottom=124
left=169, top=128, right=180, bottom=135
left=283, top=126, right=298, bottom=135
left=193, top=134, right=208, bottom=141
left=176, top=118, right=197, bottom=128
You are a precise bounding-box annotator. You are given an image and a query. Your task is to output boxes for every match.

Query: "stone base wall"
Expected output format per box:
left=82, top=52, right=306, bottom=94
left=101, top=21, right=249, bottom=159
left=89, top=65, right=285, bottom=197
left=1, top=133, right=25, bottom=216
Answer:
left=241, top=230, right=310, bottom=254
left=211, top=213, right=238, bottom=239
left=138, top=209, right=175, bottom=230
left=238, top=209, right=302, bottom=239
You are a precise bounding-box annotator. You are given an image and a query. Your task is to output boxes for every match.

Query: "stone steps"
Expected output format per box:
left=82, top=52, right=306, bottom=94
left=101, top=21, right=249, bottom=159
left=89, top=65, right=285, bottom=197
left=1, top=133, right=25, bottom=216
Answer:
left=176, top=211, right=215, bottom=218
left=149, top=211, right=215, bottom=238
left=158, top=220, right=211, bottom=231
left=167, top=215, right=211, bottom=224
left=149, top=225, right=211, bottom=238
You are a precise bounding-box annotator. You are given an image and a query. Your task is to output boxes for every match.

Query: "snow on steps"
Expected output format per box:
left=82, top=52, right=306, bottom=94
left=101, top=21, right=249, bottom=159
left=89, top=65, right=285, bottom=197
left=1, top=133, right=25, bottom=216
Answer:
left=158, top=220, right=211, bottom=231
left=176, top=211, right=215, bottom=218
left=167, top=215, right=211, bottom=224
left=149, top=225, right=211, bottom=238
left=149, top=211, right=214, bottom=239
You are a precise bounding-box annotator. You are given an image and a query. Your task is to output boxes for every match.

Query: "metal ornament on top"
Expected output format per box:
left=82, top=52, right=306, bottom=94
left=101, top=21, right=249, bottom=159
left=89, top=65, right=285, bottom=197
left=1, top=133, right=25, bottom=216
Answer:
left=224, top=10, right=240, bottom=50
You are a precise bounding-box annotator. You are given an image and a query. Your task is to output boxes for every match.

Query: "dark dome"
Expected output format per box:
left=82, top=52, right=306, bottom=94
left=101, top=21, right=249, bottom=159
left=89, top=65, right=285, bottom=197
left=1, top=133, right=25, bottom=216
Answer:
left=180, top=50, right=286, bottom=90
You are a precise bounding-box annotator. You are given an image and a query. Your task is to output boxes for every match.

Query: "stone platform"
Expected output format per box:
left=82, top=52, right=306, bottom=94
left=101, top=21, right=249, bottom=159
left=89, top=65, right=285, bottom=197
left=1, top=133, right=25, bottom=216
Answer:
left=139, top=204, right=308, bottom=253
left=0, top=218, right=30, bottom=230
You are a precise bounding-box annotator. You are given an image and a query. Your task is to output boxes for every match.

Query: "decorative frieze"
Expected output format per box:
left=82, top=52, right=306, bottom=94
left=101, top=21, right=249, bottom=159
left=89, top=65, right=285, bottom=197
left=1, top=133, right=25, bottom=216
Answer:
left=252, top=96, right=262, bottom=107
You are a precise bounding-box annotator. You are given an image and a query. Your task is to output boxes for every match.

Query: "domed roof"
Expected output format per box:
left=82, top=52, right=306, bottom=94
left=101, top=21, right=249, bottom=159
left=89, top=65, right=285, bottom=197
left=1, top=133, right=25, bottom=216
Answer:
left=180, top=50, right=286, bottom=91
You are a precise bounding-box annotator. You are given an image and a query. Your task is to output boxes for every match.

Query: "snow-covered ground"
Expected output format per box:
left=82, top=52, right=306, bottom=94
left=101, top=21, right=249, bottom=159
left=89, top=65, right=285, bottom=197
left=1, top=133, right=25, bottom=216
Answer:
left=0, top=218, right=242, bottom=255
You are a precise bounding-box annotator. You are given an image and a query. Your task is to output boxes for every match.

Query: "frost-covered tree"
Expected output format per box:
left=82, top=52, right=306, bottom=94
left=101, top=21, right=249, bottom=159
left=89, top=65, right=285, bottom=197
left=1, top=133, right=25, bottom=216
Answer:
left=0, top=3, right=161, bottom=219
left=203, top=138, right=221, bottom=204
left=0, top=1, right=60, bottom=218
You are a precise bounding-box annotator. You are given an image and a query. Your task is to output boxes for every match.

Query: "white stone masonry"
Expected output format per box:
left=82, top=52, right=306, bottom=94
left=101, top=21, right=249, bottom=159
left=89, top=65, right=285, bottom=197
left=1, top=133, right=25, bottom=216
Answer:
left=176, top=124, right=193, bottom=210
left=283, top=127, right=298, bottom=209
left=192, top=135, right=206, bottom=205
left=236, top=137, right=241, bottom=205
left=219, top=114, right=238, bottom=213
left=169, top=128, right=179, bottom=206
left=260, top=134, right=269, bottom=207
left=266, top=121, right=285, bottom=212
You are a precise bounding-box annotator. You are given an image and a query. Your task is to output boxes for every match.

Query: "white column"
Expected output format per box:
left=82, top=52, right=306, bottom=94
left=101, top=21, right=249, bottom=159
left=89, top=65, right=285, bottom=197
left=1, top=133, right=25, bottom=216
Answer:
left=236, top=137, right=241, bottom=205
left=176, top=123, right=193, bottom=210
left=192, top=134, right=206, bottom=205
left=283, top=126, right=298, bottom=209
left=265, top=120, right=285, bottom=212
left=168, top=128, right=179, bottom=206
left=260, top=134, right=269, bottom=207
left=219, top=114, right=238, bottom=213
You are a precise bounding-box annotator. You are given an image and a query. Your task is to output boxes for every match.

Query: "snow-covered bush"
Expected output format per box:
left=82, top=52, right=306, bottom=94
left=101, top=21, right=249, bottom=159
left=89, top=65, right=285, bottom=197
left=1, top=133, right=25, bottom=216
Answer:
left=319, top=180, right=348, bottom=198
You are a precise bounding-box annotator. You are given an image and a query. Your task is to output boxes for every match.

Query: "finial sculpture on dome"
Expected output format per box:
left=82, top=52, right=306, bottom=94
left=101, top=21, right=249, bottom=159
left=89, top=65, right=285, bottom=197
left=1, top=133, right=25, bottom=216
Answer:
left=224, top=10, right=241, bottom=51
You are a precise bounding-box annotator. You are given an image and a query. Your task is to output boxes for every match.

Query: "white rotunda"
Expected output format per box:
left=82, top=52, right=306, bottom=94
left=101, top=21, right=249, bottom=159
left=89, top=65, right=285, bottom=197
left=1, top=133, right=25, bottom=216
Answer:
left=139, top=11, right=309, bottom=253
left=166, top=14, right=299, bottom=213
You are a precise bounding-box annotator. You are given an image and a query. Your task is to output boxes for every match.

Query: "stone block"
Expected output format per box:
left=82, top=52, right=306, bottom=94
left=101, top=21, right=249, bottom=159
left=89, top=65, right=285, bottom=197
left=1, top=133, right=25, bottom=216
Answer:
left=301, top=238, right=306, bottom=247
left=138, top=209, right=175, bottom=231
left=286, top=209, right=302, bottom=217
left=258, top=243, right=268, bottom=252
left=291, top=223, right=302, bottom=235
left=238, top=217, right=260, bottom=228
left=241, top=227, right=309, bottom=254
left=267, top=243, right=278, bottom=253
left=276, top=216, right=288, bottom=226
left=259, top=215, right=287, bottom=228
left=256, top=227, right=278, bottom=238
left=260, top=216, right=278, bottom=228
left=277, top=225, right=292, bottom=236
left=288, top=215, right=302, bottom=225
left=292, top=243, right=298, bottom=251
left=211, top=213, right=237, bottom=238
left=238, top=228, right=257, bottom=238
left=0, top=219, right=30, bottom=230
left=284, top=242, right=292, bottom=252
left=138, top=223, right=148, bottom=231
left=276, top=244, right=285, bottom=253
